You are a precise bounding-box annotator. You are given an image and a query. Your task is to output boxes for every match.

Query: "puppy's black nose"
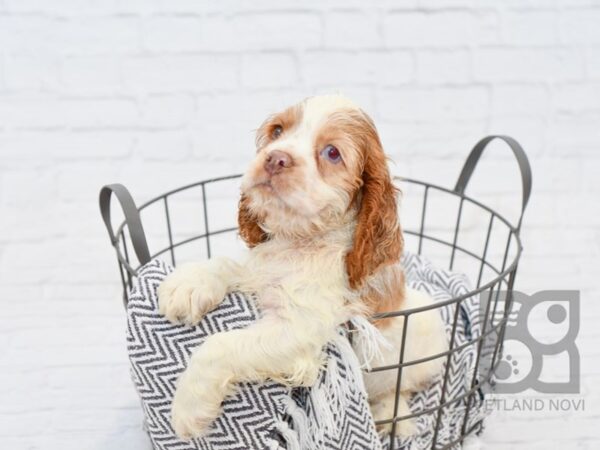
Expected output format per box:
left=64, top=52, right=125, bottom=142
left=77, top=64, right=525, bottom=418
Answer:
left=264, top=150, right=293, bottom=175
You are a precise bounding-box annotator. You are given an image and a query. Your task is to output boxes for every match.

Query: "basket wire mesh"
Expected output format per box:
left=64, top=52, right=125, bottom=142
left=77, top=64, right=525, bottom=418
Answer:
left=100, top=135, right=531, bottom=450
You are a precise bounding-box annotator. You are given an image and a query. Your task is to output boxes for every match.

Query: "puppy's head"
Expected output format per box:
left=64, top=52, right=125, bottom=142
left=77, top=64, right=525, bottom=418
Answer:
left=239, top=95, right=402, bottom=288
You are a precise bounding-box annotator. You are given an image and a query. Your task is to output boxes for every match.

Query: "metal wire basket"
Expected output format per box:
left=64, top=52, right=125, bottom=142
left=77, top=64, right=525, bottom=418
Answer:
left=99, top=135, right=531, bottom=449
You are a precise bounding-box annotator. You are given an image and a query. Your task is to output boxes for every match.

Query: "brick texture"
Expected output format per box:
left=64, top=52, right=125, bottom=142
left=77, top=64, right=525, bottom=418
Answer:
left=0, top=1, right=599, bottom=449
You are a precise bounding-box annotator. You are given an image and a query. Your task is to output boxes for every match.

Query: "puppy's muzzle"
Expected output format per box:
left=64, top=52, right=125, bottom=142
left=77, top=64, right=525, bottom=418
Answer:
left=265, top=150, right=293, bottom=176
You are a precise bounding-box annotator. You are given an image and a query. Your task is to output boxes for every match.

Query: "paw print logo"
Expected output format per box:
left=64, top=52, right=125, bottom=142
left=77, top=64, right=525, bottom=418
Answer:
left=496, top=354, right=519, bottom=380
left=479, top=290, right=580, bottom=394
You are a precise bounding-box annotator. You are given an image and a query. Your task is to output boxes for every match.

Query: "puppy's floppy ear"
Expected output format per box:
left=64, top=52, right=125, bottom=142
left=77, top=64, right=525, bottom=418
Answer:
left=345, top=117, right=403, bottom=289
left=238, top=194, right=268, bottom=248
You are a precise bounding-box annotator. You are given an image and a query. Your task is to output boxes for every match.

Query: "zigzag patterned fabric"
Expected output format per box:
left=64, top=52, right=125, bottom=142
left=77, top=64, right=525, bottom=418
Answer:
left=126, top=253, right=488, bottom=450
left=126, top=259, right=382, bottom=450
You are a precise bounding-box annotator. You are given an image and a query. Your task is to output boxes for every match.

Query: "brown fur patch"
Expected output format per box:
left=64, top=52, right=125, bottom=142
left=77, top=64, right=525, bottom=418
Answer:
left=344, top=111, right=403, bottom=290
left=255, top=103, right=303, bottom=150
left=237, top=194, right=268, bottom=247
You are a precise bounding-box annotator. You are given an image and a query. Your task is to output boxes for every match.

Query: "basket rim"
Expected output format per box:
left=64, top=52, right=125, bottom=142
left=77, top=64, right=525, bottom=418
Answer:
left=134, top=174, right=524, bottom=239
left=132, top=174, right=523, bottom=238
left=111, top=173, right=522, bottom=317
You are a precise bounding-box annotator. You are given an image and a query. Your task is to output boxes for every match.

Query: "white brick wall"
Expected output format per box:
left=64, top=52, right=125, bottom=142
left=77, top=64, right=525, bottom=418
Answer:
left=1, top=1, right=599, bottom=449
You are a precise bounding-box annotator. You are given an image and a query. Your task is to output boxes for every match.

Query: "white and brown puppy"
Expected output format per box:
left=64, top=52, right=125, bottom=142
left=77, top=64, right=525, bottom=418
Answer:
left=158, top=95, right=447, bottom=440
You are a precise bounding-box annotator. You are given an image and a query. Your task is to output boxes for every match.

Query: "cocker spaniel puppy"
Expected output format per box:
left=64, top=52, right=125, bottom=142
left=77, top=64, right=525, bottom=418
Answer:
left=158, top=95, right=447, bottom=440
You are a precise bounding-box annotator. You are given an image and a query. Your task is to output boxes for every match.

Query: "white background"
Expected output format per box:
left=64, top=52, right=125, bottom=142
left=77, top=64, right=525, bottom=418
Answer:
left=0, top=1, right=599, bottom=449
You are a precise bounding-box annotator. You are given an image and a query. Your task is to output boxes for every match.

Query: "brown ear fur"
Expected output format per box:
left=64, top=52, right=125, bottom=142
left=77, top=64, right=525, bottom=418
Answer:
left=345, top=124, right=403, bottom=290
left=238, top=194, right=268, bottom=248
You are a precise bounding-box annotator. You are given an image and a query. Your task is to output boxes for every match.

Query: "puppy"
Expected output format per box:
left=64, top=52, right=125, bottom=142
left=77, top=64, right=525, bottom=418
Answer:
left=158, top=95, right=447, bottom=440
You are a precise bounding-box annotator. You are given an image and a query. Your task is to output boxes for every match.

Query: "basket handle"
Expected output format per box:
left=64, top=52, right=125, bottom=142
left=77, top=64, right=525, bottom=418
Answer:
left=99, top=184, right=151, bottom=267
left=454, top=135, right=532, bottom=230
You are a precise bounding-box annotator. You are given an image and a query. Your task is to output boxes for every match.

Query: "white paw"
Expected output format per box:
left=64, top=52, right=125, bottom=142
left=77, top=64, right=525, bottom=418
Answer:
left=371, top=393, right=418, bottom=437
left=158, top=262, right=227, bottom=325
left=171, top=365, right=230, bottom=440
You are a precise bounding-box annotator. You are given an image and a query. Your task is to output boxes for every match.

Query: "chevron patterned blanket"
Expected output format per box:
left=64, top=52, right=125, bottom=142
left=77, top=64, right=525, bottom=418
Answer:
left=126, top=253, right=488, bottom=450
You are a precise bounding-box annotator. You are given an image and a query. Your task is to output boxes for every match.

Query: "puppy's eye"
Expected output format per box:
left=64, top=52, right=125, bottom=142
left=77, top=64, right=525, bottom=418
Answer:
left=271, top=125, right=283, bottom=139
left=320, top=145, right=342, bottom=164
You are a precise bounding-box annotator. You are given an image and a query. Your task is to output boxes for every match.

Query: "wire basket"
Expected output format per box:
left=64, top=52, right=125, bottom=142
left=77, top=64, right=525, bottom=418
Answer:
left=99, top=135, right=531, bottom=449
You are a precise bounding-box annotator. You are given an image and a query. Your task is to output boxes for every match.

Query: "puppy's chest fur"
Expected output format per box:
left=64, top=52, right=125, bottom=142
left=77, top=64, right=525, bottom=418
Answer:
left=234, top=238, right=358, bottom=319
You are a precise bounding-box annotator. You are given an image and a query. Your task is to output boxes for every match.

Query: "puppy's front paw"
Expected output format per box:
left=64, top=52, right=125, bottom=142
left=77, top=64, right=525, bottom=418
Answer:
left=171, top=364, right=230, bottom=440
left=171, top=381, right=219, bottom=440
left=158, top=262, right=227, bottom=325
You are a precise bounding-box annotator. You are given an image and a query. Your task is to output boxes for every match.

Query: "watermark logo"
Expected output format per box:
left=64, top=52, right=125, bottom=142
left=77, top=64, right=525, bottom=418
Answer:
left=479, top=290, right=580, bottom=394
left=483, top=397, right=585, bottom=412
